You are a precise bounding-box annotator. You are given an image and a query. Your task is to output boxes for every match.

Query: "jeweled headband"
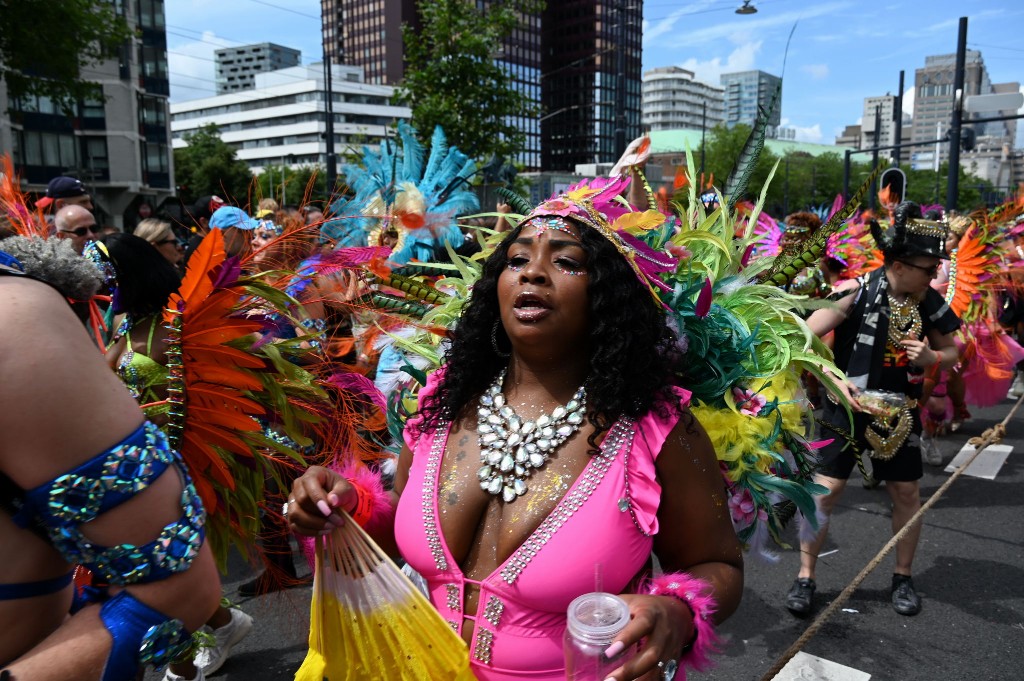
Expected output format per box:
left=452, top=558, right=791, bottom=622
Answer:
left=521, top=177, right=678, bottom=306
left=905, top=218, right=947, bottom=240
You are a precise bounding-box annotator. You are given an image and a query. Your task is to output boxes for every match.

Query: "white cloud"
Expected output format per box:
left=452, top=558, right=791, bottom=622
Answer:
left=902, top=85, right=915, bottom=117
left=676, top=40, right=762, bottom=86
left=168, top=32, right=225, bottom=102
left=792, top=124, right=823, bottom=143
left=643, top=1, right=720, bottom=46
left=663, top=2, right=852, bottom=49
left=801, top=64, right=829, bottom=80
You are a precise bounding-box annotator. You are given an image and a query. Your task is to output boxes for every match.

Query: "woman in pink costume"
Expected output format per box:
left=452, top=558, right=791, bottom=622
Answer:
left=288, top=192, right=744, bottom=680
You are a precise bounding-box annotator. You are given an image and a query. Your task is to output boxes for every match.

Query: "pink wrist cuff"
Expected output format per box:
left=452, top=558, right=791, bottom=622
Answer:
left=298, top=462, right=390, bottom=573
left=337, top=461, right=390, bottom=529
left=643, top=572, right=720, bottom=674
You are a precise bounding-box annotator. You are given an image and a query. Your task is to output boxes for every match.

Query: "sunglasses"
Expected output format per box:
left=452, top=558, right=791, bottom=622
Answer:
left=899, top=260, right=940, bottom=277
left=59, top=224, right=99, bottom=237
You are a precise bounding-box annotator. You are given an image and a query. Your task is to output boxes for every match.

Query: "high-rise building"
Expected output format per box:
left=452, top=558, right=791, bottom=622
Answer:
left=910, top=50, right=1016, bottom=169
left=171, top=64, right=410, bottom=173
left=0, top=0, right=174, bottom=228
left=215, top=43, right=301, bottom=94
left=859, top=95, right=913, bottom=165
left=641, top=66, right=725, bottom=132
left=319, top=0, right=644, bottom=172
left=321, top=0, right=418, bottom=85
left=541, top=0, right=644, bottom=170
left=720, top=70, right=782, bottom=135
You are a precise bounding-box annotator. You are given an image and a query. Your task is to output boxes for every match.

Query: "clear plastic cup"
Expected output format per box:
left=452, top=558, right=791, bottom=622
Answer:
left=564, top=592, right=632, bottom=680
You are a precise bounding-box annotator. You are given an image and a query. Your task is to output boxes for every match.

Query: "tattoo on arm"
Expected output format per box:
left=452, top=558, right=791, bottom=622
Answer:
left=456, top=449, right=466, bottom=461
left=447, top=492, right=459, bottom=506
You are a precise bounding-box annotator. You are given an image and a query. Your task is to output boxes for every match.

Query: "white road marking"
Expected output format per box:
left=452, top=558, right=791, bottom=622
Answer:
left=944, top=444, right=1013, bottom=480
left=771, top=651, right=871, bottom=680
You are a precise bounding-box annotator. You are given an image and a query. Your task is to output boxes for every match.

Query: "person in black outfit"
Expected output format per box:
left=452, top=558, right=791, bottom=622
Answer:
left=785, top=201, right=961, bottom=617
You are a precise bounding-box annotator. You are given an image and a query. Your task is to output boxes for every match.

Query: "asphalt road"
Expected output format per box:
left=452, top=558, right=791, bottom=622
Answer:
left=149, top=393, right=1024, bottom=681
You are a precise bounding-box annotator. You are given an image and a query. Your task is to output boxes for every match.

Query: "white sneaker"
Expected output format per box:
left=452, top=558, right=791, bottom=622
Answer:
left=921, top=433, right=942, bottom=466
left=162, top=667, right=205, bottom=681
left=195, top=607, right=254, bottom=675
left=1009, top=373, right=1024, bottom=399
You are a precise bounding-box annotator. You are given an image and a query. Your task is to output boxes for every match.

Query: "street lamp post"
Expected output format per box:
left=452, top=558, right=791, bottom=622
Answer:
left=700, top=100, right=707, bottom=175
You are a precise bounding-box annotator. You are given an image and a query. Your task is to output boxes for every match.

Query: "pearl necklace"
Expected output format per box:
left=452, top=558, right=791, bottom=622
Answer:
left=944, top=249, right=958, bottom=306
left=476, top=372, right=587, bottom=502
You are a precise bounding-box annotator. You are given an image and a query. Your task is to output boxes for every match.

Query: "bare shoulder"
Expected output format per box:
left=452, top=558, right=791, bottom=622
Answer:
left=0, top=277, right=143, bottom=487
left=655, top=407, right=717, bottom=477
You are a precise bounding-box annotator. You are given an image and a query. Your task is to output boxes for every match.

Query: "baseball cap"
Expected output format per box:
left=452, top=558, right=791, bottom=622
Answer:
left=191, top=195, right=226, bottom=221
left=36, top=176, right=88, bottom=208
left=209, top=206, right=259, bottom=231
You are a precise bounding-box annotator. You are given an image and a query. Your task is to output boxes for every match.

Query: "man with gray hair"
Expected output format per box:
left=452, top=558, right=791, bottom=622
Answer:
left=53, top=204, right=99, bottom=255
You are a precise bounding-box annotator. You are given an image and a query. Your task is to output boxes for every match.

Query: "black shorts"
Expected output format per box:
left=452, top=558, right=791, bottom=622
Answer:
left=815, top=401, right=923, bottom=482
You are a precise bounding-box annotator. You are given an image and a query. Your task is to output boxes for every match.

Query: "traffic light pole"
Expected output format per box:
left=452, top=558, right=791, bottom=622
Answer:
left=841, top=136, right=951, bottom=200
left=945, top=17, right=968, bottom=213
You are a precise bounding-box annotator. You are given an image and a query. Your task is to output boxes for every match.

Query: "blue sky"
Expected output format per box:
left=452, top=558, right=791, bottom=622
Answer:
left=166, top=0, right=1024, bottom=145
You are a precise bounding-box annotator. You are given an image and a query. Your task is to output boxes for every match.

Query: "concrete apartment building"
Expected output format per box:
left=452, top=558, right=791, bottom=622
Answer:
left=720, top=70, right=782, bottom=136
left=216, top=43, right=301, bottom=94
left=642, top=66, right=725, bottom=132
left=910, top=50, right=1017, bottom=167
left=0, top=0, right=174, bottom=228
left=170, top=64, right=410, bottom=173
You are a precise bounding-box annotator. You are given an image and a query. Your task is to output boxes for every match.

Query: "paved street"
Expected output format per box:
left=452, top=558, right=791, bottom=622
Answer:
left=151, top=394, right=1023, bottom=681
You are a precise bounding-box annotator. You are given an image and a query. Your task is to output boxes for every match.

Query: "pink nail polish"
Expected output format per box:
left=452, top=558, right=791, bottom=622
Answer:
left=317, top=500, right=332, bottom=516
left=328, top=493, right=340, bottom=506
left=604, top=641, right=625, bottom=658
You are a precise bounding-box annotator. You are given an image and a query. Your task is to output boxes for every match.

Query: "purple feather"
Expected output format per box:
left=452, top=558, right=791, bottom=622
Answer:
left=695, top=277, right=713, bottom=318
left=327, top=372, right=388, bottom=413
left=212, top=256, right=242, bottom=289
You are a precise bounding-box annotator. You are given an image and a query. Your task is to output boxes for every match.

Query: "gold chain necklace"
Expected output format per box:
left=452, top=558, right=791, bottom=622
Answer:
left=887, top=293, right=922, bottom=346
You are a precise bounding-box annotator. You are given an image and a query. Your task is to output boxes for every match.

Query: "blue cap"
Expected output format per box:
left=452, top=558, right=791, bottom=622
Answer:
left=209, top=206, right=258, bottom=231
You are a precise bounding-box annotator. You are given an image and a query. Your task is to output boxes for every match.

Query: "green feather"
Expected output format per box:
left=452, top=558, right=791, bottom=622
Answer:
left=724, top=82, right=781, bottom=211
left=495, top=186, right=533, bottom=215
left=762, top=161, right=888, bottom=286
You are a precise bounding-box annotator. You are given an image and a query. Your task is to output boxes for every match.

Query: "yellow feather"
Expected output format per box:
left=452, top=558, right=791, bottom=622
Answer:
left=613, top=209, right=668, bottom=234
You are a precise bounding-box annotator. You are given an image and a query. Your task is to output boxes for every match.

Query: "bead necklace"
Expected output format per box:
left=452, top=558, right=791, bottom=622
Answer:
left=887, top=292, right=922, bottom=346
left=476, top=371, right=587, bottom=502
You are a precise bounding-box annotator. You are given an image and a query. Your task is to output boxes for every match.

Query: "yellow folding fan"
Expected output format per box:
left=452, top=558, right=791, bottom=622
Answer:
left=295, top=513, right=475, bottom=681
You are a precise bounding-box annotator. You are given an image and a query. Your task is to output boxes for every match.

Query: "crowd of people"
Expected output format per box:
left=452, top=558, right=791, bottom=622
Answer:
left=1, top=126, right=1023, bottom=681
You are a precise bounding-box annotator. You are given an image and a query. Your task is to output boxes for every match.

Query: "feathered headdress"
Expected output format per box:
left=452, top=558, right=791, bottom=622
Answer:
left=869, top=200, right=950, bottom=261
left=322, top=122, right=478, bottom=263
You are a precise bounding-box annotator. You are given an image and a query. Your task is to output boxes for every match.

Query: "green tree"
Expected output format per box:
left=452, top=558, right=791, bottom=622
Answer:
left=676, top=124, right=780, bottom=209
left=903, top=163, right=996, bottom=211
left=769, top=151, right=851, bottom=216
left=256, top=164, right=327, bottom=206
left=173, top=124, right=254, bottom=205
left=396, top=0, right=544, bottom=163
left=0, top=0, right=132, bottom=112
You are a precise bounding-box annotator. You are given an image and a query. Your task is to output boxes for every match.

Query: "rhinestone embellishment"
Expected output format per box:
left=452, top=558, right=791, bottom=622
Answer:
left=476, top=371, right=587, bottom=502
left=423, top=426, right=450, bottom=571
left=483, top=595, right=504, bottom=628
left=445, top=583, right=461, bottom=612
left=473, top=628, right=495, bottom=664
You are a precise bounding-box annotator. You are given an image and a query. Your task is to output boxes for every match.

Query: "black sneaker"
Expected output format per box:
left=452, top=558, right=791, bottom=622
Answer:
left=891, top=574, right=921, bottom=616
left=786, top=577, right=816, bottom=616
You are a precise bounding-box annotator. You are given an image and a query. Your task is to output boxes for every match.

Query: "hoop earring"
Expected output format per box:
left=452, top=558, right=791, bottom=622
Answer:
left=491, top=320, right=511, bottom=358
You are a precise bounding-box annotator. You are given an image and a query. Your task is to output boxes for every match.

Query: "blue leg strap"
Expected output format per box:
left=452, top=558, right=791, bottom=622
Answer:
left=98, top=591, right=191, bottom=681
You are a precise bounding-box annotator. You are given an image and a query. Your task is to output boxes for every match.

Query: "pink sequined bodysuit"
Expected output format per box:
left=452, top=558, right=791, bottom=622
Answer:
left=394, top=377, right=690, bottom=681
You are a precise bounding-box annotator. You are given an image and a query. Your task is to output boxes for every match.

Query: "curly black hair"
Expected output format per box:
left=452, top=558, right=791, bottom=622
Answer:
left=417, top=219, right=685, bottom=451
